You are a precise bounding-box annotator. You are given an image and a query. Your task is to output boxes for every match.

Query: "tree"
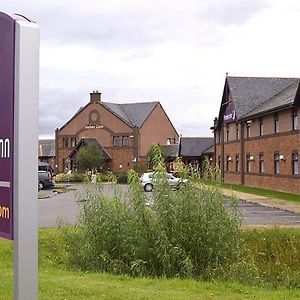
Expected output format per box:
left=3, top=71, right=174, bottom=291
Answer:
left=147, top=144, right=166, bottom=169
left=76, top=143, right=105, bottom=173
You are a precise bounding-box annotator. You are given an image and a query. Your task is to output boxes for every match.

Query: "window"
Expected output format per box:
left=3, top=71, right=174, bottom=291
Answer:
left=71, top=137, right=77, bottom=148
left=167, top=138, right=171, bottom=145
left=63, top=138, right=68, bottom=148
left=217, top=156, right=221, bottom=169
left=246, top=122, right=251, bottom=138
left=236, top=124, right=239, bottom=140
left=122, top=136, right=129, bottom=146
left=172, top=138, right=176, bottom=144
left=274, top=113, right=279, bottom=133
left=246, top=154, right=251, bottom=172
left=259, top=118, right=263, bottom=136
left=226, top=156, right=231, bottom=171
left=235, top=155, right=240, bottom=172
left=274, top=153, right=280, bottom=174
left=113, top=136, right=120, bottom=146
left=292, top=152, right=299, bottom=175
left=225, top=125, right=229, bottom=141
left=292, top=110, right=298, bottom=130
left=259, top=153, right=264, bottom=173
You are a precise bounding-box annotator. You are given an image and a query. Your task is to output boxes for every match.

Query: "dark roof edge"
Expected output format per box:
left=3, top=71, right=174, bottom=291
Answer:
left=101, top=102, right=134, bottom=127
left=239, top=81, right=299, bottom=119
left=58, top=102, right=90, bottom=131
left=239, top=103, right=293, bottom=121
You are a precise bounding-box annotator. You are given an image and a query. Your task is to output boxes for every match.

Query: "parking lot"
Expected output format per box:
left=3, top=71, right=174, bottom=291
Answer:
left=38, top=183, right=300, bottom=228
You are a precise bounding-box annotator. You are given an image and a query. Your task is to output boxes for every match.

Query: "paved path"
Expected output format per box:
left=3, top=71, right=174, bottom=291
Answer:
left=38, top=184, right=300, bottom=228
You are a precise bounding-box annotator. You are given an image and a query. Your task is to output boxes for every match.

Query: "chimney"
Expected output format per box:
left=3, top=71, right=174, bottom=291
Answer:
left=90, top=90, right=101, bottom=103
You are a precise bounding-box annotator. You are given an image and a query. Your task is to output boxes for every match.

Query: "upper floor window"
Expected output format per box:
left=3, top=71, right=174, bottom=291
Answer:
left=63, top=138, right=68, bottom=148
left=246, top=122, right=251, bottom=138
left=167, top=138, right=171, bottom=145
left=292, top=152, right=299, bottom=175
left=172, top=138, right=176, bottom=144
left=113, top=136, right=120, bottom=147
left=259, top=118, right=263, bottom=136
left=292, top=110, right=298, bottom=130
left=122, top=136, right=129, bottom=146
left=225, top=125, right=229, bottom=141
left=236, top=124, right=239, bottom=140
left=71, top=137, right=77, bottom=148
left=274, top=153, right=280, bottom=174
left=274, top=113, right=279, bottom=133
left=259, top=153, right=264, bottom=173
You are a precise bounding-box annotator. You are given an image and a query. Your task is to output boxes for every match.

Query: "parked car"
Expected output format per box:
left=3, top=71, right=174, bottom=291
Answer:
left=38, top=171, right=55, bottom=190
left=140, top=172, right=187, bottom=192
left=38, top=162, right=56, bottom=176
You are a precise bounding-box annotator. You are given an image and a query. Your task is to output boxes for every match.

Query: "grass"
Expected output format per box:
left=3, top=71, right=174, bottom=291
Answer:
left=207, top=181, right=300, bottom=203
left=0, top=228, right=300, bottom=299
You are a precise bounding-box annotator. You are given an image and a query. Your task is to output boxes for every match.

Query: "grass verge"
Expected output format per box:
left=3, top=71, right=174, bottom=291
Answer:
left=206, top=181, right=300, bottom=203
left=0, top=228, right=299, bottom=299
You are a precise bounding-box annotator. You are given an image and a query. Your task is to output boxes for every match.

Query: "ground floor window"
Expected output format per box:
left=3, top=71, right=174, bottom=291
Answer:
left=259, top=153, right=264, bottom=174
left=235, top=155, right=240, bottom=172
left=246, top=154, right=251, bottom=172
left=292, top=152, right=299, bottom=175
left=274, top=153, right=280, bottom=174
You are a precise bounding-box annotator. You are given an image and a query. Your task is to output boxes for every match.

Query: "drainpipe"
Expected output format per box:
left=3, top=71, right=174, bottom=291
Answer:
left=240, top=122, right=245, bottom=185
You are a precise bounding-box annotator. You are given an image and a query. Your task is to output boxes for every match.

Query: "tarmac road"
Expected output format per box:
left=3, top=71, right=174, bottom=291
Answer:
left=38, top=183, right=300, bottom=228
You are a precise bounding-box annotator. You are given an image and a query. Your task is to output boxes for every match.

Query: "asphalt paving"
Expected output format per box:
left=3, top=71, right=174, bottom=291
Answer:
left=38, top=183, right=300, bottom=228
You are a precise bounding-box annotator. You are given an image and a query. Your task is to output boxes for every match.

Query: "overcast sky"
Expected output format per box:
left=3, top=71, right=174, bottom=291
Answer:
left=2, top=0, right=300, bottom=139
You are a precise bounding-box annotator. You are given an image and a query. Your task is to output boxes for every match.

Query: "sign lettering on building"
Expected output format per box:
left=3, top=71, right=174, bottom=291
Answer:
left=223, top=105, right=236, bottom=124
left=85, top=124, right=104, bottom=129
left=0, top=13, right=15, bottom=240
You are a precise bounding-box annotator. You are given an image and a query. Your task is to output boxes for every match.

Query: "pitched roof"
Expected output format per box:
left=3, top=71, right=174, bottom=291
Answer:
left=161, top=144, right=179, bottom=158
left=102, top=101, right=158, bottom=127
left=227, top=76, right=299, bottom=118
left=179, top=137, right=214, bottom=157
left=244, top=81, right=299, bottom=118
left=38, top=139, right=55, bottom=157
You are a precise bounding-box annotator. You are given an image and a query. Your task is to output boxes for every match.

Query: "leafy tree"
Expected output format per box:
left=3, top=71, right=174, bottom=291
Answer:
left=77, top=143, right=105, bottom=173
left=147, top=144, right=166, bottom=169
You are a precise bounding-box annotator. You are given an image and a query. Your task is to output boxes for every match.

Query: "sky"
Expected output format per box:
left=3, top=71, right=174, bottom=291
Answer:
left=2, top=0, right=300, bottom=139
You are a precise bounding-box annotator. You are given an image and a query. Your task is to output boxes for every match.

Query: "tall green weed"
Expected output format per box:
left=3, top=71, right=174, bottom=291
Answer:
left=62, top=145, right=241, bottom=279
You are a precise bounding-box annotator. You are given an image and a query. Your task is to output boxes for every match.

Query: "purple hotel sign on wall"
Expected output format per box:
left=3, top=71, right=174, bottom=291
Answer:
left=223, top=105, right=236, bottom=124
left=0, top=13, right=15, bottom=240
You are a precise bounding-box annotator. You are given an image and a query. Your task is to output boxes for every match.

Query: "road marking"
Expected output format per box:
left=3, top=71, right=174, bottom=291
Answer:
left=0, top=181, right=10, bottom=188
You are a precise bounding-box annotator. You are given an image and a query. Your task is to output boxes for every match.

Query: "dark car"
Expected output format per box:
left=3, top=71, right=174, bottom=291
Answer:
left=38, top=171, right=55, bottom=190
left=38, top=162, right=55, bottom=176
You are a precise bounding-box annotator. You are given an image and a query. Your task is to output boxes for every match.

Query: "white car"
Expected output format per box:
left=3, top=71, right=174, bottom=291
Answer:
left=140, top=172, right=187, bottom=192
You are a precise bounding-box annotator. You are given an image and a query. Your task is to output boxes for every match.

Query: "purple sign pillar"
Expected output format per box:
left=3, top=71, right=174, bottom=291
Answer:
left=0, top=13, right=15, bottom=240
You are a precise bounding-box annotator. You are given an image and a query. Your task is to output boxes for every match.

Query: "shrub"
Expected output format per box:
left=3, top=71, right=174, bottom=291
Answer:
left=55, top=172, right=88, bottom=183
left=61, top=149, right=241, bottom=279
left=116, top=172, right=128, bottom=184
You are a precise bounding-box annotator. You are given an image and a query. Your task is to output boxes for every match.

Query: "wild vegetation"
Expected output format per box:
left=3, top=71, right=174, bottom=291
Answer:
left=61, top=144, right=241, bottom=279
left=53, top=144, right=300, bottom=290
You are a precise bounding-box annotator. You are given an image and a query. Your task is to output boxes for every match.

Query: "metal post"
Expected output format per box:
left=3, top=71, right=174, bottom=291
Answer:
left=13, top=18, right=39, bottom=300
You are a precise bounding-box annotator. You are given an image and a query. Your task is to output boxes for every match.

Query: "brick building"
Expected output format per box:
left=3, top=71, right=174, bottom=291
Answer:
left=55, top=91, right=178, bottom=173
left=213, top=76, right=300, bottom=194
left=38, top=139, right=55, bottom=169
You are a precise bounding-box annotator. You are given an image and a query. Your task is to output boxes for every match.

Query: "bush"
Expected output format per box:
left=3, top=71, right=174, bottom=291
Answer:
left=61, top=151, right=241, bottom=279
left=116, top=173, right=128, bottom=184
left=55, top=172, right=88, bottom=183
